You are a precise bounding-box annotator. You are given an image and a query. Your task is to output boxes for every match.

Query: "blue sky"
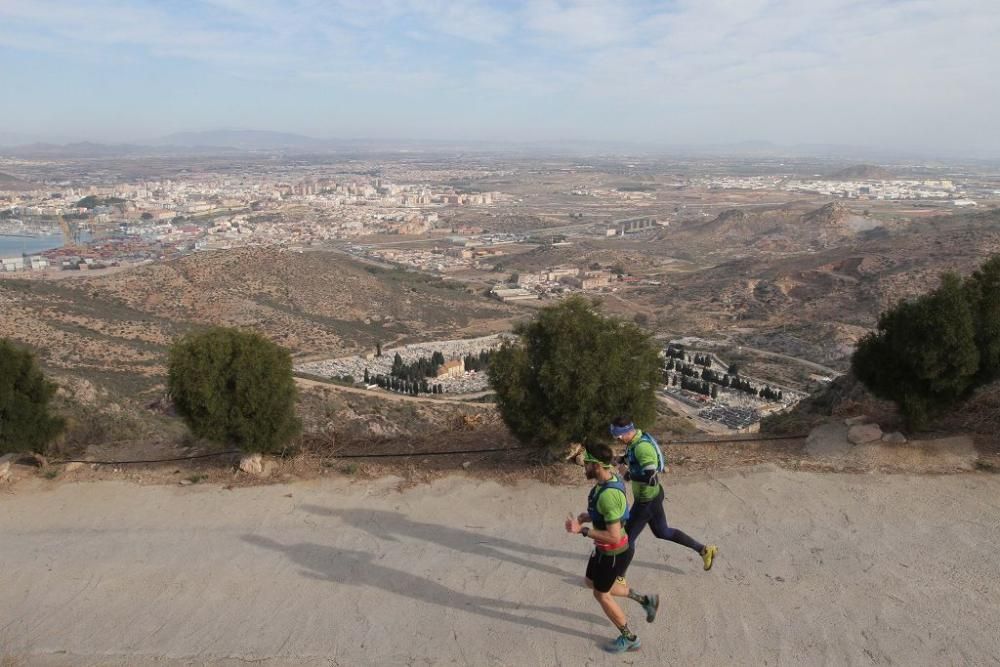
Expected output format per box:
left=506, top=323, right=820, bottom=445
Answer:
left=1, top=0, right=998, bottom=153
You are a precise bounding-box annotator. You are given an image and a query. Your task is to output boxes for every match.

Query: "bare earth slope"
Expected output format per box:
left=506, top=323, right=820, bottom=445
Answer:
left=639, top=208, right=1000, bottom=364
left=2, top=468, right=999, bottom=666
left=0, top=247, right=514, bottom=397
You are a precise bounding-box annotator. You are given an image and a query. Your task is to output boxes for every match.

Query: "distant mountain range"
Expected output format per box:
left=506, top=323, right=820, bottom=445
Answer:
left=1, top=130, right=997, bottom=161
left=156, top=129, right=328, bottom=150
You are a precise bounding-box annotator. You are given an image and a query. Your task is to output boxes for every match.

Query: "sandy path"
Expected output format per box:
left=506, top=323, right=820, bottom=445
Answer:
left=2, top=467, right=999, bottom=666
left=294, top=375, right=494, bottom=404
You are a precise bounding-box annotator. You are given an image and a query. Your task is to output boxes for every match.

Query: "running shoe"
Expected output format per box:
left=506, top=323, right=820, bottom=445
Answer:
left=642, top=593, right=660, bottom=623
left=701, top=545, right=718, bottom=571
left=605, top=635, right=642, bottom=653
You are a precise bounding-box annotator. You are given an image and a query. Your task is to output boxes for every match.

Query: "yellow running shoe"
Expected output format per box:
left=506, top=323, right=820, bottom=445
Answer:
left=701, top=545, right=718, bottom=571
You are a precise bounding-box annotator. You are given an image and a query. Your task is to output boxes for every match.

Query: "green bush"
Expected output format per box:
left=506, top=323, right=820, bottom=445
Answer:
left=0, top=339, right=65, bottom=454
left=168, top=327, right=301, bottom=453
left=852, top=258, right=1000, bottom=428
left=488, top=296, right=660, bottom=449
left=966, top=256, right=1000, bottom=382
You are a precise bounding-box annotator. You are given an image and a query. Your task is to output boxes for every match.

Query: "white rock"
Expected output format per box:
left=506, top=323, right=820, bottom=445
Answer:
left=844, top=416, right=870, bottom=427
left=64, top=462, right=85, bottom=473
left=848, top=423, right=883, bottom=445
left=0, top=453, right=15, bottom=477
left=239, top=453, right=263, bottom=475
left=882, top=431, right=908, bottom=444
left=462, top=461, right=472, bottom=469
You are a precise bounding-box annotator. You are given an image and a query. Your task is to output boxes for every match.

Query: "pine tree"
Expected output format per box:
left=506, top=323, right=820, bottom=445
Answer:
left=853, top=272, right=979, bottom=428
left=168, top=328, right=300, bottom=454
left=0, top=339, right=65, bottom=454
left=489, top=296, right=660, bottom=449
left=965, top=255, right=1000, bottom=382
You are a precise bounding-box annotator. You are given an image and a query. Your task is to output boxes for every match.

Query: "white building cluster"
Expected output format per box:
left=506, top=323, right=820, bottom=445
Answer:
left=783, top=179, right=959, bottom=200
left=1, top=170, right=506, bottom=264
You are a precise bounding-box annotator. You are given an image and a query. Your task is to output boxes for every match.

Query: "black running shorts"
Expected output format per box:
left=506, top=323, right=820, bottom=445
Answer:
left=586, top=544, right=635, bottom=593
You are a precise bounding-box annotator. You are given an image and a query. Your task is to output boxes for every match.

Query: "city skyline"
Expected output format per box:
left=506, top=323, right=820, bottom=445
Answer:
left=2, top=0, right=999, bottom=155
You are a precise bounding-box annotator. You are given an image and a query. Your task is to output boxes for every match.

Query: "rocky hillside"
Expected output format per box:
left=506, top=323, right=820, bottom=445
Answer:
left=0, top=171, right=36, bottom=191
left=637, top=208, right=1000, bottom=365
left=0, top=247, right=515, bottom=399
left=663, top=202, right=885, bottom=258
left=826, top=164, right=894, bottom=180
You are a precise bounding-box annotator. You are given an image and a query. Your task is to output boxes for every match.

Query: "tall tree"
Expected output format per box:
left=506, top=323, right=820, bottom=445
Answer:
left=488, top=296, right=660, bottom=449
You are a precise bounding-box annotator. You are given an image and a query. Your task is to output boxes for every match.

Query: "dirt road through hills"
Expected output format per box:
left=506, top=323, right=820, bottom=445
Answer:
left=2, top=467, right=999, bottom=665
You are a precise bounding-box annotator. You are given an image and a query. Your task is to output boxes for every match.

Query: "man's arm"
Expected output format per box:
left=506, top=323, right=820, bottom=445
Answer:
left=629, top=440, right=660, bottom=486
left=567, top=488, right=627, bottom=545
left=586, top=519, right=624, bottom=546
left=565, top=515, right=623, bottom=545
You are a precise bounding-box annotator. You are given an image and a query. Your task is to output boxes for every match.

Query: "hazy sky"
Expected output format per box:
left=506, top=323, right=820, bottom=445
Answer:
left=1, top=0, right=998, bottom=152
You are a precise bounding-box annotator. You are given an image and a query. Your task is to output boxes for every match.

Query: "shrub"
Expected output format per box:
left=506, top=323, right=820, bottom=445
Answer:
left=965, top=255, right=1000, bottom=382
left=168, top=327, right=300, bottom=453
left=0, top=339, right=65, bottom=454
left=852, top=272, right=980, bottom=428
left=488, top=296, right=660, bottom=449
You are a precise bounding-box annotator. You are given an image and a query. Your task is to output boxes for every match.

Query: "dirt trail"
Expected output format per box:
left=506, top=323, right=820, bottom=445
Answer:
left=294, top=375, right=493, bottom=404
left=2, top=467, right=999, bottom=665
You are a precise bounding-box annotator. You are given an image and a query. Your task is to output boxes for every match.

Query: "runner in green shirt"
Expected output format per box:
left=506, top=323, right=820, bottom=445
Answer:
left=611, top=415, right=718, bottom=570
left=565, top=443, right=659, bottom=653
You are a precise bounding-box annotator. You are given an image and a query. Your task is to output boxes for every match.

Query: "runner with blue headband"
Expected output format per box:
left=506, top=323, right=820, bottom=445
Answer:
left=610, top=415, right=718, bottom=570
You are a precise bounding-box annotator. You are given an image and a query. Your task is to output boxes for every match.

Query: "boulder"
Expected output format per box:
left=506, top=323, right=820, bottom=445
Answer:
left=882, top=431, right=908, bottom=444
left=11, top=453, right=47, bottom=468
left=848, top=423, right=883, bottom=445
left=239, top=453, right=263, bottom=475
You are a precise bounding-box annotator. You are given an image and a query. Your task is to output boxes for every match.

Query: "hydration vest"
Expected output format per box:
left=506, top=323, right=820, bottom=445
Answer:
left=625, top=431, right=666, bottom=485
left=587, top=475, right=631, bottom=530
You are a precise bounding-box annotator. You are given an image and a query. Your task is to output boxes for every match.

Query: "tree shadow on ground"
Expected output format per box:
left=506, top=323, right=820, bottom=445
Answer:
left=242, top=534, right=604, bottom=641
left=300, top=504, right=685, bottom=578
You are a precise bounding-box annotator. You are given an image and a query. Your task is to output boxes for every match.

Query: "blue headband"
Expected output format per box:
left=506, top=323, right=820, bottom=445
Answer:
left=609, top=423, right=634, bottom=437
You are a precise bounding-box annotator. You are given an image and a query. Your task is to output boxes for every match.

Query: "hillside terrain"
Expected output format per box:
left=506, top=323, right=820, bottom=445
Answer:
left=4, top=202, right=999, bottom=461
left=500, top=206, right=1000, bottom=368
left=0, top=171, right=35, bottom=190
left=0, top=247, right=513, bottom=384
left=0, top=248, right=517, bottom=455
left=630, top=207, right=1000, bottom=364
left=826, top=164, right=895, bottom=180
